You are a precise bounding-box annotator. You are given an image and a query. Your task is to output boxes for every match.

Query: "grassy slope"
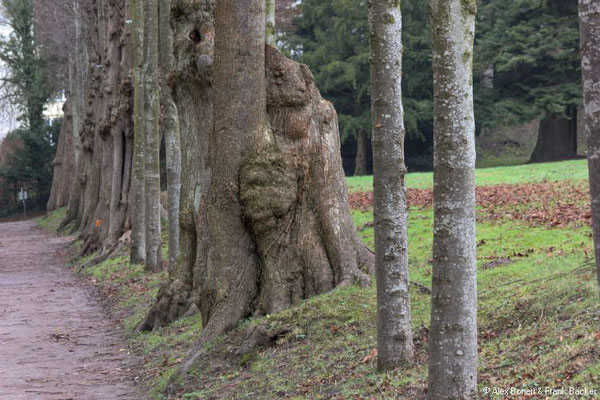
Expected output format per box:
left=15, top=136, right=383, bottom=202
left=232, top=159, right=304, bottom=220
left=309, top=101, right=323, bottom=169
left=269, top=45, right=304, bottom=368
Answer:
left=38, top=159, right=600, bottom=399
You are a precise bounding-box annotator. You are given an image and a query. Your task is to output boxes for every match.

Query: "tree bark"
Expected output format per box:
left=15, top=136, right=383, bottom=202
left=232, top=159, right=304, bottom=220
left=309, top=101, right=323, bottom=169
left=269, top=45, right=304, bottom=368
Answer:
left=266, top=0, right=276, bottom=47
left=579, top=0, right=600, bottom=296
left=103, top=0, right=133, bottom=259
left=529, top=109, right=578, bottom=163
left=49, top=0, right=133, bottom=260
left=368, top=0, right=414, bottom=371
left=159, top=0, right=182, bottom=265
left=139, top=6, right=373, bottom=390
left=428, top=1, right=478, bottom=399
left=60, top=0, right=88, bottom=231
left=47, top=99, right=74, bottom=211
left=144, top=0, right=163, bottom=271
left=195, top=0, right=267, bottom=338
left=131, top=0, right=147, bottom=264
left=353, top=129, right=368, bottom=176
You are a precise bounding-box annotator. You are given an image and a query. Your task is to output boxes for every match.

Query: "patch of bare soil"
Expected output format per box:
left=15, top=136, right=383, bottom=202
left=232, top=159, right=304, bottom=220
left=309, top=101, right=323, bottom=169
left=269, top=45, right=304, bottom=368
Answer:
left=0, top=221, right=144, bottom=399
left=349, top=181, right=591, bottom=228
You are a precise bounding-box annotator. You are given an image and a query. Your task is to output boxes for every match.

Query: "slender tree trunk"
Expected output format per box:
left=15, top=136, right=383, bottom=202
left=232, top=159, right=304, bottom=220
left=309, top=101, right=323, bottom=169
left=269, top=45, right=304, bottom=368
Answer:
left=131, top=0, right=146, bottom=264
left=579, top=0, right=600, bottom=296
left=159, top=0, right=182, bottom=265
left=353, top=130, right=368, bottom=176
left=428, top=1, right=478, bottom=399
left=368, top=0, right=414, bottom=371
left=144, top=0, right=163, bottom=271
left=266, top=0, right=276, bottom=47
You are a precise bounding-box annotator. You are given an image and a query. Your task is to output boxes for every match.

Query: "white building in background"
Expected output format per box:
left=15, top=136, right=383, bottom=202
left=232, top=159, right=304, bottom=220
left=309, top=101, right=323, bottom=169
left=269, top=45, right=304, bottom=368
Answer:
left=44, top=99, right=65, bottom=120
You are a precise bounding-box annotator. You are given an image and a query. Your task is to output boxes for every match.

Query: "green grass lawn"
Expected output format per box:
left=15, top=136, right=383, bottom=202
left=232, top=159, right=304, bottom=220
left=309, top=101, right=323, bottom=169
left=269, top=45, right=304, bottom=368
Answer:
left=38, top=158, right=599, bottom=399
left=347, top=158, right=589, bottom=192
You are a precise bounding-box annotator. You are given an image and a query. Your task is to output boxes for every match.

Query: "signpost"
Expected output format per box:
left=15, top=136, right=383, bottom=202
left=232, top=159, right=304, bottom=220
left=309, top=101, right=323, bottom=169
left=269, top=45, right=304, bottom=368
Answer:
left=18, top=188, right=27, bottom=220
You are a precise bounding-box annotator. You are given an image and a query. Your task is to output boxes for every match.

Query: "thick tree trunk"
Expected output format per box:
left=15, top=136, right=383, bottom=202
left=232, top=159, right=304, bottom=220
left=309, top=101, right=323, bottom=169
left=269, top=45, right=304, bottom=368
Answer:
left=353, top=129, right=368, bottom=176
left=131, top=0, right=147, bottom=264
left=266, top=0, right=276, bottom=47
left=159, top=0, right=182, bottom=265
left=74, top=0, right=133, bottom=258
left=144, top=0, right=163, bottom=271
left=197, top=0, right=267, bottom=338
left=103, top=1, right=134, bottom=259
left=139, top=5, right=373, bottom=391
left=368, top=0, right=414, bottom=371
left=579, top=0, right=600, bottom=296
left=47, top=99, right=74, bottom=211
left=529, top=109, right=578, bottom=163
left=428, top=1, right=478, bottom=399
left=77, top=0, right=105, bottom=248
left=60, top=0, right=88, bottom=231
left=51, top=0, right=132, bottom=262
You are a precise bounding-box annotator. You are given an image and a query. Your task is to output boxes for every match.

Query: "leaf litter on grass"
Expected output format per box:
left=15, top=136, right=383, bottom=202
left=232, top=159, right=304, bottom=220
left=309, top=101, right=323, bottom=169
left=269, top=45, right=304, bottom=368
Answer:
left=349, top=180, right=591, bottom=228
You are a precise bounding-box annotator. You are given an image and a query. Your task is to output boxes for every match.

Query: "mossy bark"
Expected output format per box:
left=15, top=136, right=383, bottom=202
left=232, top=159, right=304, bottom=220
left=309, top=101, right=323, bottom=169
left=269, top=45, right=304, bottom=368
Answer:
left=139, top=5, right=373, bottom=390
left=54, top=0, right=133, bottom=261
left=428, top=0, right=478, bottom=399
left=579, top=0, right=600, bottom=296
left=131, top=0, right=147, bottom=264
left=368, top=0, right=414, bottom=371
left=266, top=0, right=276, bottom=47
left=159, top=0, right=182, bottom=265
left=144, top=0, right=163, bottom=272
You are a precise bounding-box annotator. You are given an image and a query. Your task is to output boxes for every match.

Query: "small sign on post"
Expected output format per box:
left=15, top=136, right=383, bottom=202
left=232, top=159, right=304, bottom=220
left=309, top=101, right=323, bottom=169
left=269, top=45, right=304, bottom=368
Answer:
left=18, top=188, right=28, bottom=220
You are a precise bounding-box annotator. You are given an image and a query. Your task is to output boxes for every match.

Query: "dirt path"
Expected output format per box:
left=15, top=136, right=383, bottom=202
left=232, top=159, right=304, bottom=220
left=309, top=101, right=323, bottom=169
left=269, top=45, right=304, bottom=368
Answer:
left=0, top=221, right=143, bottom=400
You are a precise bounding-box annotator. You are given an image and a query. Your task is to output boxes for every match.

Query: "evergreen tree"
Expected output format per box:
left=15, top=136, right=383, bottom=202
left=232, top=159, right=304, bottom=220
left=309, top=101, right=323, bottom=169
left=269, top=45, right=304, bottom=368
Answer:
left=475, top=0, right=580, bottom=127
left=474, top=0, right=581, bottom=162
left=288, top=0, right=433, bottom=172
left=290, top=0, right=581, bottom=169
left=0, top=0, right=55, bottom=210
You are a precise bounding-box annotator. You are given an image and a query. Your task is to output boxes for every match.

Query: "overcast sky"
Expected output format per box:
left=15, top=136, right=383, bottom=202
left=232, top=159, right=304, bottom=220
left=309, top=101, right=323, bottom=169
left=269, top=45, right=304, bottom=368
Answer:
left=0, top=23, right=16, bottom=140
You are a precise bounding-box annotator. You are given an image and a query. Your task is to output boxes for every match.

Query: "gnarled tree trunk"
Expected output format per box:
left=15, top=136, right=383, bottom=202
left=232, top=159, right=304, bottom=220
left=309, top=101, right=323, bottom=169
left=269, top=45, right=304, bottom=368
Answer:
left=138, top=3, right=373, bottom=390
left=54, top=0, right=133, bottom=261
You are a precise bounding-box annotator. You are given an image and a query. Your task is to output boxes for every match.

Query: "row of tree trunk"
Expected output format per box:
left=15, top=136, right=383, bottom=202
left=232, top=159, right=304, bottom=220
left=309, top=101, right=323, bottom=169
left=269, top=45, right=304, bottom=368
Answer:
left=47, top=0, right=374, bottom=389
left=368, top=0, right=478, bottom=398
left=48, top=0, right=180, bottom=269
left=46, top=1, right=600, bottom=399
left=49, top=0, right=134, bottom=262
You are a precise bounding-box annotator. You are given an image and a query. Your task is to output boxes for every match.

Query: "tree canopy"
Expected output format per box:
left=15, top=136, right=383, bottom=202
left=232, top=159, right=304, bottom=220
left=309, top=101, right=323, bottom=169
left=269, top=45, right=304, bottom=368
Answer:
left=474, top=0, right=581, bottom=130
left=286, top=0, right=581, bottom=170
left=287, top=0, right=434, bottom=169
left=0, top=0, right=56, bottom=211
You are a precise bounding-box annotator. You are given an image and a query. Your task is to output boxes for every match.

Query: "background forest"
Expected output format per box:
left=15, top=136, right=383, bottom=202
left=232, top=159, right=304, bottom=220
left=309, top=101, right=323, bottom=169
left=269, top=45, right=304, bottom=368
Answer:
left=0, top=0, right=585, bottom=214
